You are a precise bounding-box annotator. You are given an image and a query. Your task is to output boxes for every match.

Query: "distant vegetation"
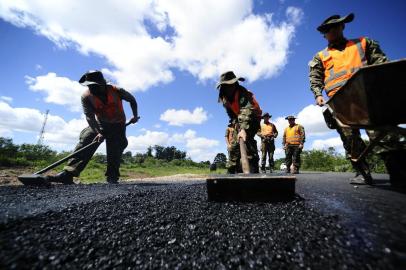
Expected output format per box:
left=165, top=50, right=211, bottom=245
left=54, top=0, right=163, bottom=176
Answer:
left=0, top=137, right=223, bottom=183
left=0, top=137, right=386, bottom=183
left=274, top=146, right=386, bottom=173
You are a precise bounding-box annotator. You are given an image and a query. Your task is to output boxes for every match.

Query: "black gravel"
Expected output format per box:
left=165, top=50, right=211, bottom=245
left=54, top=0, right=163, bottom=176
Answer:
left=0, top=174, right=405, bottom=269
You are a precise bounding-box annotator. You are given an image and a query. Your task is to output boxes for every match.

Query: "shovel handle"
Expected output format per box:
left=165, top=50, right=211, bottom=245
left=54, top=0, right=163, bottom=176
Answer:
left=35, top=119, right=137, bottom=175
left=34, top=140, right=100, bottom=175
left=239, top=137, right=250, bottom=174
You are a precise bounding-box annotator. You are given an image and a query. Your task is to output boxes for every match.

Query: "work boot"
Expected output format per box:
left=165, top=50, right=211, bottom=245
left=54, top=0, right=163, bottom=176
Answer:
left=49, top=170, right=74, bottom=185
left=107, top=177, right=119, bottom=184
left=350, top=173, right=373, bottom=185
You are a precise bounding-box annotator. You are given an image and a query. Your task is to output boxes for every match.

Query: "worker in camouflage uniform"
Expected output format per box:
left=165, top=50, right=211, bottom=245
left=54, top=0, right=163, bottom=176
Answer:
left=217, top=71, right=262, bottom=174
left=50, top=70, right=139, bottom=184
left=257, top=112, right=278, bottom=173
left=283, top=116, right=305, bottom=174
left=225, top=119, right=242, bottom=173
left=308, top=13, right=388, bottom=185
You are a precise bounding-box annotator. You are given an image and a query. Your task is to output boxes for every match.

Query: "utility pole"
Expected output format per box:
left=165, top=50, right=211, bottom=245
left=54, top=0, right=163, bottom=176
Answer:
left=37, top=109, right=49, bottom=145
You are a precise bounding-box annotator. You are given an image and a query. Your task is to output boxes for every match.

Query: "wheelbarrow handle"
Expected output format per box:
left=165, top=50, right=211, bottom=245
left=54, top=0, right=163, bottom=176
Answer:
left=34, top=120, right=137, bottom=175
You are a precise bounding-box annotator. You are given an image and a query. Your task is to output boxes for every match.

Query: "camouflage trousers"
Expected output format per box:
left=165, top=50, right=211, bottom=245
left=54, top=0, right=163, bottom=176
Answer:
left=336, top=126, right=370, bottom=174
left=261, top=139, right=275, bottom=170
left=285, top=145, right=302, bottom=172
left=64, top=123, right=128, bottom=179
left=227, top=126, right=260, bottom=174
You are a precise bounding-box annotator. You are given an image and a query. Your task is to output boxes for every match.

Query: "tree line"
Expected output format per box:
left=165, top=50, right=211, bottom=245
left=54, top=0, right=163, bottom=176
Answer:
left=0, top=137, right=385, bottom=173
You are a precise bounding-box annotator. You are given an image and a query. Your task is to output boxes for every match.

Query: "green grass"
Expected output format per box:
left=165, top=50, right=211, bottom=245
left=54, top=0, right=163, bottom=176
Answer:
left=78, top=162, right=227, bottom=184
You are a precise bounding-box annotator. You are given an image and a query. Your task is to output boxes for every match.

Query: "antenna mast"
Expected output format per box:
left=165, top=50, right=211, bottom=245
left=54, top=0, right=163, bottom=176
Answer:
left=37, top=109, right=49, bottom=145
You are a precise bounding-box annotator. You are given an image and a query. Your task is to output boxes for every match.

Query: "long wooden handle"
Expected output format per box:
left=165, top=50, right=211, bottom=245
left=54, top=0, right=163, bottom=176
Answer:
left=34, top=120, right=135, bottom=175
left=239, top=137, right=250, bottom=174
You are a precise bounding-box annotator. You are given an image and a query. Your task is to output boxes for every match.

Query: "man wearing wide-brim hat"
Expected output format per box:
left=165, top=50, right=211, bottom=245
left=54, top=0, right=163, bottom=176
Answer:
left=49, top=70, right=139, bottom=184
left=217, top=71, right=262, bottom=173
left=308, top=13, right=388, bottom=185
left=257, top=112, right=278, bottom=173
left=283, top=116, right=305, bottom=174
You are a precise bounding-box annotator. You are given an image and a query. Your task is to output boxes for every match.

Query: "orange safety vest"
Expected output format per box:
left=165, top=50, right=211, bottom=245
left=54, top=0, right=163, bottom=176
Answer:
left=284, top=125, right=303, bottom=145
left=88, top=85, right=125, bottom=123
left=261, top=123, right=275, bottom=137
left=318, top=37, right=367, bottom=97
left=227, top=89, right=262, bottom=119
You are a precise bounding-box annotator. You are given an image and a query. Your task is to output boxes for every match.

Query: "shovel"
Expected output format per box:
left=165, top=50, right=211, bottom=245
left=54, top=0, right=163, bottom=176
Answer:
left=18, top=120, right=136, bottom=186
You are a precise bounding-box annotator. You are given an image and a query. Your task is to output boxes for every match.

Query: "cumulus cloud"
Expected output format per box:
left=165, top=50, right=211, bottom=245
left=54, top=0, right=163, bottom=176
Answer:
left=271, top=104, right=332, bottom=139
left=25, top=73, right=84, bottom=112
left=311, top=136, right=345, bottom=154
left=127, top=131, right=171, bottom=153
left=170, top=129, right=220, bottom=161
left=160, top=107, right=208, bottom=126
left=0, top=0, right=303, bottom=91
left=0, top=96, right=13, bottom=103
left=125, top=128, right=220, bottom=162
left=0, top=101, right=86, bottom=149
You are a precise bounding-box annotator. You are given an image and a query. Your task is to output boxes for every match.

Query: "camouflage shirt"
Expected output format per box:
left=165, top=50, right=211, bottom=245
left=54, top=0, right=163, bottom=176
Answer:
left=308, top=37, right=388, bottom=98
left=220, top=85, right=261, bottom=131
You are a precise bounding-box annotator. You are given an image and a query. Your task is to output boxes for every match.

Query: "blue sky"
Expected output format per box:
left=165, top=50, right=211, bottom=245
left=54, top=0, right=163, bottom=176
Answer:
left=0, top=0, right=405, bottom=161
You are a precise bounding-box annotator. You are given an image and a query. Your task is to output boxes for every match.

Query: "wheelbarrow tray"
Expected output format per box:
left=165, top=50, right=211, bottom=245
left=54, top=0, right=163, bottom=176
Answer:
left=207, top=174, right=296, bottom=202
left=327, top=59, right=406, bottom=127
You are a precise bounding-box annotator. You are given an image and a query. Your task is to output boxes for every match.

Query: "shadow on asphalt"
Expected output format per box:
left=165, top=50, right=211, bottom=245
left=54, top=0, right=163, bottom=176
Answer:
left=371, top=178, right=406, bottom=194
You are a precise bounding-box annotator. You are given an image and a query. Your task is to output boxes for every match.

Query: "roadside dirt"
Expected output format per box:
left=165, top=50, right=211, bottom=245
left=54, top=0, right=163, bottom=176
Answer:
left=0, top=167, right=31, bottom=185
left=0, top=167, right=207, bottom=186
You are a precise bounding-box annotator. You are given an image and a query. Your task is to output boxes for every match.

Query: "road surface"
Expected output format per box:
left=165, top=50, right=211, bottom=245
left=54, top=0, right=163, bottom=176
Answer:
left=0, top=172, right=405, bottom=269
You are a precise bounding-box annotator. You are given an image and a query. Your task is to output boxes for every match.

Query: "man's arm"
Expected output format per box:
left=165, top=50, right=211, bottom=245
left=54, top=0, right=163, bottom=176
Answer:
left=118, top=88, right=138, bottom=121
left=365, top=37, right=389, bottom=65
left=282, top=129, right=286, bottom=146
left=299, top=125, right=306, bottom=144
left=225, top=128, right=231, bottom=148
left=272, top=123, right=278, bottom=138
left=81, top=95, right=102, bottom=134
left=309, top=54, right=325, bottom=99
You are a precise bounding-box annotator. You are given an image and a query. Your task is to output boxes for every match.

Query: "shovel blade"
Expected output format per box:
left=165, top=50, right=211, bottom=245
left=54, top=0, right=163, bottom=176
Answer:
left=18, top=174, right=51, bottom=187
left=207, top=174, right=296, bottom=202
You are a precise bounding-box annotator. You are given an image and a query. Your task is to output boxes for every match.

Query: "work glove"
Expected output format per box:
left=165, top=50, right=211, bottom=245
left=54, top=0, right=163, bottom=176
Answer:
left=299, top=144, right=304, bottom=149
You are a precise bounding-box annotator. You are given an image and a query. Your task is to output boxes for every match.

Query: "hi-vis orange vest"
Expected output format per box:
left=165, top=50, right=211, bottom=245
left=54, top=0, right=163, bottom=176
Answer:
left=88, top=85, right=125, bottom=123
left=261, top=123, right=275, bottom=137
left=318, top=37, right=367, bottom=97
left=227, top=89, right=262, bottom=119
left=284, top=125, right=303, bottom=145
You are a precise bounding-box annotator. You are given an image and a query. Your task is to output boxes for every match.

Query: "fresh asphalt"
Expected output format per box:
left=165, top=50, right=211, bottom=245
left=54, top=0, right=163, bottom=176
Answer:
left=0, top=172, right=405, bottom=269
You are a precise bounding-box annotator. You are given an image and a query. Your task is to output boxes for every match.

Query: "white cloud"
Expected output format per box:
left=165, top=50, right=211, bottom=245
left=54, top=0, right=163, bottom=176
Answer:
left=272, top=104, right=332, bottom=139
left=127, top=128, right=220, bottom=162
left=25, top=73, right=84, bottom=112
left=160, top=107, right=208, bottom=126
left=127, top=130, right=171, bottom=153
left=0, top=101, right=87, bottom=149
left=311, top=136, right=344, bottom=154
left=0, top=1, right=303, bottom=91
left=0, top=96, right=13, bottom=103
left=169, top=129, right=220, bottom=161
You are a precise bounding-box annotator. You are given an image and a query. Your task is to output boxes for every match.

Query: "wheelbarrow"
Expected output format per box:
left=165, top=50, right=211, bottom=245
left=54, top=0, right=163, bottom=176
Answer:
left=207, top=136, right=296, bottom=202
left=18, top=120, right=136, bottom=186
left=325, top=59, right=406, bottom=186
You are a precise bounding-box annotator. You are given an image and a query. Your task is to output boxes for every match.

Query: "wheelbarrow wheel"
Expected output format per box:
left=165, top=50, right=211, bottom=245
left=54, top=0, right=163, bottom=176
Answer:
left=382, top=150, right=406, bottom=188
